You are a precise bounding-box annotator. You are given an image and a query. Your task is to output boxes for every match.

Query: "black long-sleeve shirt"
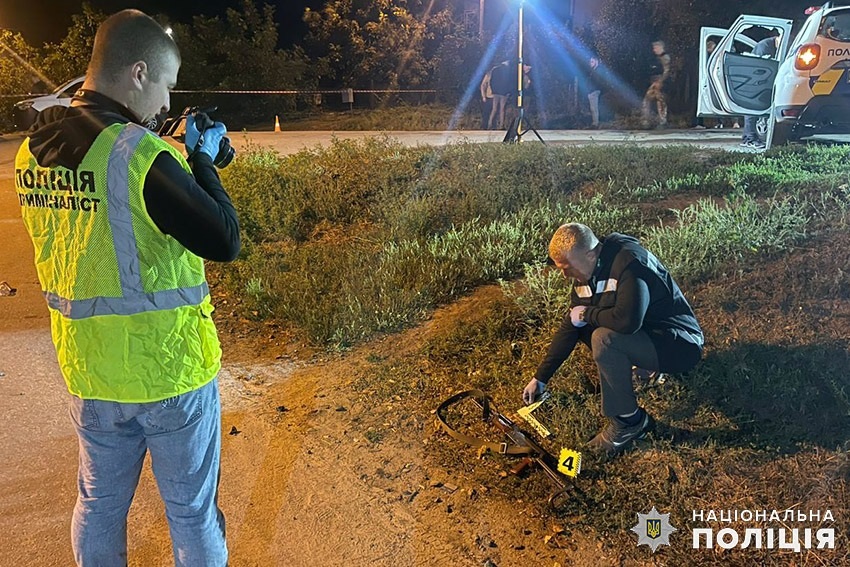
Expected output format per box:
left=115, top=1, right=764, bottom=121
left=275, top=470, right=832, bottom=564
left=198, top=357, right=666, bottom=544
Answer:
left=534, top=267, right=652, bottom=384
left=27, top=89, right=240, bottom=262
left=144, top=151, right=240, bottom=261
left=534, top=233, right=703, bottom=383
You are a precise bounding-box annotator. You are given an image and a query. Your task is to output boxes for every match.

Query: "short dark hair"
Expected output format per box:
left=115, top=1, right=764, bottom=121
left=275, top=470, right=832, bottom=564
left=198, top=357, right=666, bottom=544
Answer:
left=549, top=223, right=599, bottom=259
left=87, top=9, right=180, bottom=82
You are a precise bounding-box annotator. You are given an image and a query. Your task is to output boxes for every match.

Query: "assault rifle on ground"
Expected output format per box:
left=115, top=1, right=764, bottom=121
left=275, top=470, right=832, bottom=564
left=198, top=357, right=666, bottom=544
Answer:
left=435, top=389, right=577, bottom=511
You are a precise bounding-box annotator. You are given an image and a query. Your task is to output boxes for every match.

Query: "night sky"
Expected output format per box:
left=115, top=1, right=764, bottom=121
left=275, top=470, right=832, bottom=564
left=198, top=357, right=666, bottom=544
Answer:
left=1, top=0, right=324, bottom=47
left=2, top=0, right=815, bottom=49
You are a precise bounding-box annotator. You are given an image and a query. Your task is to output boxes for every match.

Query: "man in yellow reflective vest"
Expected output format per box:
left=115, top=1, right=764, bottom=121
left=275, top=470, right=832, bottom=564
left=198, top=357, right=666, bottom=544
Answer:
left=15, top=10, right=239, bottom=566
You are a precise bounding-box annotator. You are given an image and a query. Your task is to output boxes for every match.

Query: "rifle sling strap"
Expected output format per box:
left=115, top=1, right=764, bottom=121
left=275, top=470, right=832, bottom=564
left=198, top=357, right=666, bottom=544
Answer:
left=435, top=389, right=535, bottom=456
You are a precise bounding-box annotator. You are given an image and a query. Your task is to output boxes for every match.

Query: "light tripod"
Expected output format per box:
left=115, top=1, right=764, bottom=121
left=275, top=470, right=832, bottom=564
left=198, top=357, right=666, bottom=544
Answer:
left=503, top=0, right=544, bottom=144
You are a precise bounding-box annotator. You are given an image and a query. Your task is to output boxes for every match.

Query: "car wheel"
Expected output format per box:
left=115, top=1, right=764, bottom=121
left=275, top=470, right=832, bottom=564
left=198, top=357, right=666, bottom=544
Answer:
left=756, top=116, right=768, bottom=138
left=145, top=112, right=168, bottom=132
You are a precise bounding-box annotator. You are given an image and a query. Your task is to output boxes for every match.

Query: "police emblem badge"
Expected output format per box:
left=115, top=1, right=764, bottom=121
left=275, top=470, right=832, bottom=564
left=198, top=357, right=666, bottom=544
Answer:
left=631, top=506, right=676, bottom=552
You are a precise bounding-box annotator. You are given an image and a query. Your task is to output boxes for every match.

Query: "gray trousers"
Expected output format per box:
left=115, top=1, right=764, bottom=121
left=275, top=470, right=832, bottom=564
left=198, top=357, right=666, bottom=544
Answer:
left=587, top=90, right=601, bottom=126
left=743, top=115, right=761, bottom=142
left=589, top=327, right=659, bottom=417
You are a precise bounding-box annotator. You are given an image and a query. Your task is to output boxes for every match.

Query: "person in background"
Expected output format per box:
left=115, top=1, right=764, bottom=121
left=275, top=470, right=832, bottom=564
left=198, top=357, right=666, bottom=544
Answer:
left=488, top=60, right=512, bottom=130
left=642, top=40, right=672, bottom=129
left=585, top=56, right=604, bottom=128
left=741, top=30, right=781, bottom=149
left=479, top=65, right=494, bottom=129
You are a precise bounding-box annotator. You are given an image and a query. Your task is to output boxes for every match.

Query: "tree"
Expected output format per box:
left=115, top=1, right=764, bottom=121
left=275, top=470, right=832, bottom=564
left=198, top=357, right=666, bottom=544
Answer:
left=0, top=29, right=46, bottom=131
left=168, top=1, right=313, bottom=121
left=2, top=1, right=314, bottom=130
left=0, top=29, right=44, bottom=94
left=40, top=2, right=106, bottom=84
left=174, top=0, right=310, bottom=92
left=303, top=0, right=465, bottom=92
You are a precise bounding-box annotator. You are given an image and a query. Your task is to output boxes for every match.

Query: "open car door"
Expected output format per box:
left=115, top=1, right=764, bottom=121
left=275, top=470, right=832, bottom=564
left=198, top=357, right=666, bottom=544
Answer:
left=697, top=27, right=737, bottom=117
left=706, top=15, right=793, bottom=116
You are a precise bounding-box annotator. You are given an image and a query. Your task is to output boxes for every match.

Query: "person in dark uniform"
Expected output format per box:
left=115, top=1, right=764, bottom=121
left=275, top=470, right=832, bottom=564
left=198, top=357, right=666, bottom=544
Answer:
left=488, top=60, right=512, bottom=130
left=741, top=31, right=781, bottom=149
left=522, top=223, right=703, bottom=455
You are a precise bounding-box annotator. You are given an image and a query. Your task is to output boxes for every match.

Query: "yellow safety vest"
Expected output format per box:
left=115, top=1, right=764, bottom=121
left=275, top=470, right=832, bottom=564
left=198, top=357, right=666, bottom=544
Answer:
left=15, top=123, right=221, bottom=402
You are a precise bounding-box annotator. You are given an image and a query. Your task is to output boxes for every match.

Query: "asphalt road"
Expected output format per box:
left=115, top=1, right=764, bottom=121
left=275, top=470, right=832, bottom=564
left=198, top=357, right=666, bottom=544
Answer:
left=224, top=127, right=746, bottom=154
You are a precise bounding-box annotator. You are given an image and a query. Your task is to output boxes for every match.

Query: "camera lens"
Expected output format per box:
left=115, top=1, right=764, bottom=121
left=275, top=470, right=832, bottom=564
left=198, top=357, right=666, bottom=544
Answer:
left=214, top=138, right=235, bottom=168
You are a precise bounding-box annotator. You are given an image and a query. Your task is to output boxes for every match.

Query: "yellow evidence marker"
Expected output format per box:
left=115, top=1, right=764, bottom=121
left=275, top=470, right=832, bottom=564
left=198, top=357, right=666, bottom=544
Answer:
left=516, top=390, right=552, bottom=438
left=557, top=448, right=582, bottom=477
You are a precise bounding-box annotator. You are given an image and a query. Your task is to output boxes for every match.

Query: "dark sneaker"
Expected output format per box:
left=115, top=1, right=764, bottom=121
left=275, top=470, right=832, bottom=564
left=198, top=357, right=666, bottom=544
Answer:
left=587, top=410, right=655, bottom=455
left=740, top=139, right=766, bottom=150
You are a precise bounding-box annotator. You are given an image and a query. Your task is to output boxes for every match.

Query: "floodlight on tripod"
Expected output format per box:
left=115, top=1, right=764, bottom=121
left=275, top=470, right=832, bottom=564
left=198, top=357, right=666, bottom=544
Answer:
left=504, top=0, right=544, bottom=144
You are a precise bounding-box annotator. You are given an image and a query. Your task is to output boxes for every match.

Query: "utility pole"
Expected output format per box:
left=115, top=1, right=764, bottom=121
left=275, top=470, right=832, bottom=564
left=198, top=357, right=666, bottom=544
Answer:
left=479, top=0, right=485, bottom=40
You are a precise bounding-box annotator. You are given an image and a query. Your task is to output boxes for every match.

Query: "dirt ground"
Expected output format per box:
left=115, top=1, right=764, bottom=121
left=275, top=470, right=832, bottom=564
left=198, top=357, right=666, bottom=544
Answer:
left=0, top=134, right=626, bottom=567
left=0, top=265, right=616, bottom=566
left=3, top=132, right=847, bottom=567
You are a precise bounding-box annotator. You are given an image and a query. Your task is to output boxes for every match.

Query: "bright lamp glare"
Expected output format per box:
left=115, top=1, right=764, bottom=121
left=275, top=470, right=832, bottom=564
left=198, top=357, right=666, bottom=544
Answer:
left=795, top=43, right=820, bottom=71
left=799, top=48, right=817, bottom=65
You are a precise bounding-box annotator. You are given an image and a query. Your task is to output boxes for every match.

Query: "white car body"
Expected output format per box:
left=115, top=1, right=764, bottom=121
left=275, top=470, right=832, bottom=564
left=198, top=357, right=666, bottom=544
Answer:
left=13, top=76, right=85, bottom=130
left=699, top=2, right=850, bottom=148
left=13, top=74, right=167, bottom=132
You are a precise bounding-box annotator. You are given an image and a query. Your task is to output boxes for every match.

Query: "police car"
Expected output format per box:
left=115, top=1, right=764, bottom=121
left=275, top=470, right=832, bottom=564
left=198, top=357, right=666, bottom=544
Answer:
left=698, top=2, right=850, bottom=148
left=13, top=75, right=166, bottom=132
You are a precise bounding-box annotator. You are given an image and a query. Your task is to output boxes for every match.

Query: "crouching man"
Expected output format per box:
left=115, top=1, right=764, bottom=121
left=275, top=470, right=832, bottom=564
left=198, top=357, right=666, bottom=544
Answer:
left=522, top=223, right=703, bottom=455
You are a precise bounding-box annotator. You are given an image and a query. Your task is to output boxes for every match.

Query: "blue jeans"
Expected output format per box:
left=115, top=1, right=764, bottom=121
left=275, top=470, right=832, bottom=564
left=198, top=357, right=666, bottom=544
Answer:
left=69, top=378, right=227, bottom=567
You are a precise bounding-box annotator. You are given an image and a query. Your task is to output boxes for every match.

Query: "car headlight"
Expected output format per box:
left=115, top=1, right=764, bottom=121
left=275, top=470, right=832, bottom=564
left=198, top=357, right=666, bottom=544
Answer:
left=15, top=100, right=34, bottom=111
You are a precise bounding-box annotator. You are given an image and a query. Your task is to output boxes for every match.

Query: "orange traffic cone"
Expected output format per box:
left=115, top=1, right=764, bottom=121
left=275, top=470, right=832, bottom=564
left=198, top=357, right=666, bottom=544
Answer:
left=274, top=115, right=281, bottom=132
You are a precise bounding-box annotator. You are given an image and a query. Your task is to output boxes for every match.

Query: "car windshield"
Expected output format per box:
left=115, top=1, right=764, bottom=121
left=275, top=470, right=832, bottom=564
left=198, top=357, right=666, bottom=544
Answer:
left=820, top=11, right=850, bottom=41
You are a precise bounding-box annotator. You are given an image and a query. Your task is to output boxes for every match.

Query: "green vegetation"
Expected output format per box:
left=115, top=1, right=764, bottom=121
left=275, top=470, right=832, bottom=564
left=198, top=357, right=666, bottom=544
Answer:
left=220, top=140, right=740, bottom=345
left=644, top=191, right=809, bottom=283
left=220, top=140, right=849, bottom=346
left=214, top=138, right=850, bottom=563
left=276, top=105, right=481, bottom=132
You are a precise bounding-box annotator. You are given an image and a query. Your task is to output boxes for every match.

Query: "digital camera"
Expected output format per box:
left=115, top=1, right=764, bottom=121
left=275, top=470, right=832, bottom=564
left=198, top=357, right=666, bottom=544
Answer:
left=160, top=106, right=235, bottom=168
